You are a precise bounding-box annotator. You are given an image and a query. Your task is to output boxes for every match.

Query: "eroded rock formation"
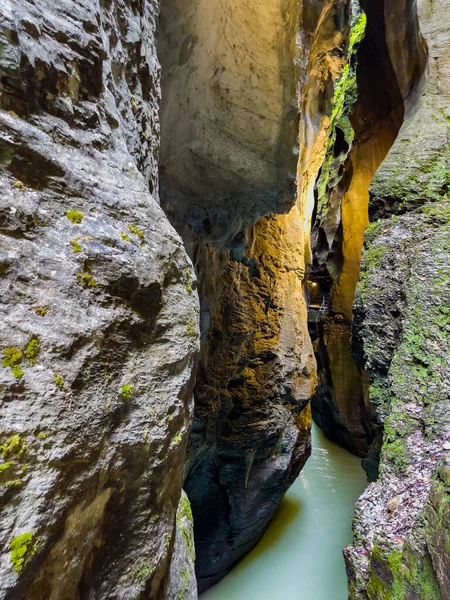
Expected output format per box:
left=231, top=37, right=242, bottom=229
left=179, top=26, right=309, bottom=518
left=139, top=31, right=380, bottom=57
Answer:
left=0, top=1, right=199, bottom=598
left=308, top=0, right=427, bottom=461
left=1, top=0, right=449, bottom=597
left=345, top=0, right=450, bottom=597
left=158, top=0, right=318, bottom=589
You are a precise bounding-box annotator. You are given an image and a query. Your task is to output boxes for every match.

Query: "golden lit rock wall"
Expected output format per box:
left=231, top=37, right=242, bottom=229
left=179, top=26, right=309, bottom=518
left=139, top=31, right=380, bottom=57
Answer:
left=158, top=0, right=320, bottom=589
left=307, top=0, right=421, bottom=457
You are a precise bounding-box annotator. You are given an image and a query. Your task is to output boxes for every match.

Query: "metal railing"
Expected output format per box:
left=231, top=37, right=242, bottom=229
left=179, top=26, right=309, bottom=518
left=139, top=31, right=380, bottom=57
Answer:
left=319, top=295, right=330, bottom=313
left=307, top=294, right=330, bottom=313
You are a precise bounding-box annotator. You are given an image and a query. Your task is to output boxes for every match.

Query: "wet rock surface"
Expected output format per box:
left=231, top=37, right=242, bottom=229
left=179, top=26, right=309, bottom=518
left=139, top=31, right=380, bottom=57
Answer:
left=0, top=1, right=199, bottom=598
left=346, top=205, right=450, bottom=600
left=308, top=0, right=423, bottom=459
left=185, top=211, right=315, bottom=590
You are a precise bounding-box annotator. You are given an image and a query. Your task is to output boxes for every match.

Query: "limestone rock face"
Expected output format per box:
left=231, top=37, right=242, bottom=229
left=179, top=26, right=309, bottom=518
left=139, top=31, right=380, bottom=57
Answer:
left=0, top=1, right=199, bottom=598
left=159, top=0, right=301, bottom=218
left=308, top=0, right=425, bottom=459
left=345, top=0, right=450, bottom=597
left=166, top=492, right=197, bottom=600
left=158, top=0, right=317, bottom=588
left=185, top=210, right=315, bottom=588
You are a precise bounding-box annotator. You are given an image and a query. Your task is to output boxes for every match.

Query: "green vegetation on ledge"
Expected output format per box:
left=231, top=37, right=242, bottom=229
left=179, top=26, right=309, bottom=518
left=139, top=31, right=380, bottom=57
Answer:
left=315, top=11, right=367, bottom=220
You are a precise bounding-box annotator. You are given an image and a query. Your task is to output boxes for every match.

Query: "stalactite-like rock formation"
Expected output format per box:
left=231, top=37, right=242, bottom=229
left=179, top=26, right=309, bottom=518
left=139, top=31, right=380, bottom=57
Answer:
left=158, top=0, right=319, bottom=589
left=0, top=1, right=199, bottom=598
left=345, top=0, right=450, bottom=597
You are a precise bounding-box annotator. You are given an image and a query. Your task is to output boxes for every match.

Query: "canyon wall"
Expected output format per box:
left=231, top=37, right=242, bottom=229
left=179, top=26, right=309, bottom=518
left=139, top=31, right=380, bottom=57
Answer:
left=308, top=0, right=427, bottom=464
left=0, top=1, right=199, bottom=598
left=158, top=0, right=325, bottom=589
left=345, top=0, right=450, bottom=597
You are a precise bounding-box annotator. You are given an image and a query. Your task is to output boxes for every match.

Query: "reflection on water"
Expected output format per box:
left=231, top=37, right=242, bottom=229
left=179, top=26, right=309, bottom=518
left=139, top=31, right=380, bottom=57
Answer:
left=202, top=423, right=367, bottom=600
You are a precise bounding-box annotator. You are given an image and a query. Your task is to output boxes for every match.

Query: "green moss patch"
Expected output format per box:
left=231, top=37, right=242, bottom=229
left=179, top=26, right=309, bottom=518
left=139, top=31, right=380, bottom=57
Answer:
left=128, top=224, right=145, bottom=241
left=4, top=479, right=23, bottom=488
left=10, top=532, right=37, bottom=573
left=187, top=321, right=196, bottom=337
left=1, top=435, right=28, bottom=459
left=426, top=144, right=450, bottom=200
left=25, top=338, right=40, bottom=364
left=66, top=210, right=84, bottom=224
left=367, top=543, right=441, bottom=600
left=120, top=232, right=132, bottom=243
left=2, top=346, right=24, bottom=379
left=70, top=238, right=83, bottom=253
left=76, top=272, right=97, bottom=288
left=53, top=373, right=65, bottom=389
left=177, top=494, right=195, bottom=561
left=179, top=494, right=193, bottom=522
left=2, top=337, right=41, bottom=378
left=120, top=384, right=133, bottom=398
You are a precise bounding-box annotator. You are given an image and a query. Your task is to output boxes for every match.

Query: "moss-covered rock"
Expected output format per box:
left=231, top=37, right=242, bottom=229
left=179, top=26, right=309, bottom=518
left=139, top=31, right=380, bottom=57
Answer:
left=0, top=1, right=200, bottom=597
left=345, top=1, right=450, bottom=594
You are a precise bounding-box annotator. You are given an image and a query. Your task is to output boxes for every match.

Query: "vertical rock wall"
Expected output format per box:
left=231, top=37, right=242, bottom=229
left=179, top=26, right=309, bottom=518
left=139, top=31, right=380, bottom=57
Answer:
left=158, top=0, right=318, bottom=589
left=299, top=1, right=378, bottom=458
left=0, top=1, right=199, bottom=598
left=345, top=0, right=450, bottom=597
left=309, top=0, right=426, bottom=462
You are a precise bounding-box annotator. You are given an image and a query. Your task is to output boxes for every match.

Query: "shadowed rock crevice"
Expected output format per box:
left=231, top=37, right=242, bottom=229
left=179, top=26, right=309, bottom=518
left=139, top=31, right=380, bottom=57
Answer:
left=308, top=0, right=427, bottom=464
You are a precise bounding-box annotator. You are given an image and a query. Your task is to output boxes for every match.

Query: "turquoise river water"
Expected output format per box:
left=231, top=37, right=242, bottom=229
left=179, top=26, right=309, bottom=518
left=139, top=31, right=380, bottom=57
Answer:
left=202, top=422, right=367, bottom=600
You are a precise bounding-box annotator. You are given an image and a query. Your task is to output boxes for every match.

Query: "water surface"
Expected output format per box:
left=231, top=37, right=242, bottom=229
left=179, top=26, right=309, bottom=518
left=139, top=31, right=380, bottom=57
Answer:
left=202, top=423, right=367, bottom=600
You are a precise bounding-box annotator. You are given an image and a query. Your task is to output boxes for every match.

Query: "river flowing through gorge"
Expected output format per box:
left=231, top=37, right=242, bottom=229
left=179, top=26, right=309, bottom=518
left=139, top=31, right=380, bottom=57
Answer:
left=202, top=423, right=367, bottom=600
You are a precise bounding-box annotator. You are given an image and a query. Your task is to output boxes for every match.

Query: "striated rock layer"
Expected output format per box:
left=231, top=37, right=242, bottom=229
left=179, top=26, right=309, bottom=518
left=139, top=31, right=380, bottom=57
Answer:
left=0, top=1, right=199, bottom=598
left=345, top=0, right=450, bottom=597
left=158, top=0, right=319, bottom=588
